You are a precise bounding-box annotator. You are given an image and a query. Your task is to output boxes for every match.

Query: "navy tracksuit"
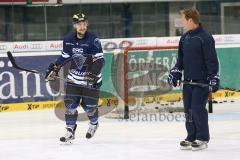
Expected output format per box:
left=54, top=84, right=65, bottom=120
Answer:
left=175, top=25, right=219, bottom=142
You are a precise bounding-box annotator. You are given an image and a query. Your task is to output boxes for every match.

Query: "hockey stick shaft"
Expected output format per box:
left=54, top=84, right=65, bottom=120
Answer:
left=7, top=51, right=70, bottom=83
left=181, top=81, right=239, bottom=92
left=182, top=81, right=209, bottom=87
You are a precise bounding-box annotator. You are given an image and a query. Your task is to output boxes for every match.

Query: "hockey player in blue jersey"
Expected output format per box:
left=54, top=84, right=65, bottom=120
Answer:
left=45, top=13, right=105, bottom=143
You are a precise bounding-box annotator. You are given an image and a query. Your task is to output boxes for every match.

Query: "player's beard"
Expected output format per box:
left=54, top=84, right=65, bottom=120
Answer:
left=76, top=28, right=87, bottom=39
left=77, top=32, right=85, bottom=39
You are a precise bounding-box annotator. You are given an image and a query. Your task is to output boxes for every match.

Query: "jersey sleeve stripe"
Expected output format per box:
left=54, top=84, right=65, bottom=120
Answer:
left=69, top=72, right=85, bottom=80
left=62, top=51, right=71, bottom=58
left=93, top=53, right=104, bottom=57
left=96, top=77, right=102, bottom=83
left=67, top=76, right=88, bottom=85
left=93, top=56, right=104, bottom=62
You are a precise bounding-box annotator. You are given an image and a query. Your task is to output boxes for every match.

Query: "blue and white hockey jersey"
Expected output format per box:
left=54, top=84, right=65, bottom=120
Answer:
left=55, top=31, right=104, bottom=88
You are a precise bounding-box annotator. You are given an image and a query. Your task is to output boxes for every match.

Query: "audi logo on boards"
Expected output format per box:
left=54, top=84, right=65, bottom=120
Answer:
left=0, top=45, right=7, bottom=51
left=30, top=43, right=43, bottom=50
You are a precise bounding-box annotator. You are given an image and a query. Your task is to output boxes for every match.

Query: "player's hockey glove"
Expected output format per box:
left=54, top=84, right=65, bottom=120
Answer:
left=168, top=67, right=182, bottom=87
left=84, top=72, right=99, bottom=85
left=207, top=74, right=220, bottom=93
left=45, top=63, right=61, bottom=82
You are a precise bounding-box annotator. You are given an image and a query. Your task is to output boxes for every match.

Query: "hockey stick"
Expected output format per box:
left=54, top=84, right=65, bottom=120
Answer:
left=181, top=80, right=240, bottom=113
left=182, top=81, right=240, bottom=92
left=182, top=81, right=209, bottom=87
left=7, top=51, right=39, bottom=74
left=7, top=51, right=70, bottom=82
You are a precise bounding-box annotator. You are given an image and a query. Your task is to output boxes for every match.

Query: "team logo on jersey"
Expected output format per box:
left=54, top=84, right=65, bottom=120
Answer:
left=72, top=48, right=84, bottom=54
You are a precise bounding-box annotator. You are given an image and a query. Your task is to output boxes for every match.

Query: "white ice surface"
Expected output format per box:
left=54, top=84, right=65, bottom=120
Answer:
left=0, top=102, right=240, bottom=160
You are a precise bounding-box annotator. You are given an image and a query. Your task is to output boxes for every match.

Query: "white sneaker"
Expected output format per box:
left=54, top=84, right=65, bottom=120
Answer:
left=191, top=140, right=208, bottom=151
left=60, top=125, right=77, bottom=143
left=180, top=140, right=192, bottom=150
left=86, top=123, right=99, bottom=139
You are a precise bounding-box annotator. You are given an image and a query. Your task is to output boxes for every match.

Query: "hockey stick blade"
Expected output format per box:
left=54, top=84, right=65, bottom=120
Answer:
left=7, top=51, right=39, bottom=74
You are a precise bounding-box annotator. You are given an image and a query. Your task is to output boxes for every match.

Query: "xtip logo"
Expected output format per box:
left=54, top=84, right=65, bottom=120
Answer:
left=27, top=104, right=40, bottom=110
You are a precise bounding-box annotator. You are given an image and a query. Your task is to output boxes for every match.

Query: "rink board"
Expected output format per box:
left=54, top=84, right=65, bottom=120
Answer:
left=1, top=46, right=240, bottom=112
left=1, top=90, right=240, bottom=113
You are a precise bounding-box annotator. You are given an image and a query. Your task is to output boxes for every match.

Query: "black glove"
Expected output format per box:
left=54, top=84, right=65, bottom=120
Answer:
left=168, top=67, right=182, bottom=87
left=45, top=63, right=61, bottom=82
left=84, top=72, right=99, bottom=84
left=207, top=74, right=220, bottom=93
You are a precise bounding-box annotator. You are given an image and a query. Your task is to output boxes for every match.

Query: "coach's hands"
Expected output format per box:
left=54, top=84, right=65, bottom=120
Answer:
left=168, top=67, right=182, bottom=87
left=207, top=74, right=220, bottom=93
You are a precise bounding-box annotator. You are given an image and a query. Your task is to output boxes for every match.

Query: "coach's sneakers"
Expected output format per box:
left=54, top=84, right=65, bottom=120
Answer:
left=191, top=140, right=208, bottom=151
left=180, top=140, right=192, bottom=150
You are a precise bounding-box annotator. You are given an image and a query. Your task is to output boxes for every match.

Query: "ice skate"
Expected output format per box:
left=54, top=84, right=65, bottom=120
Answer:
left=60, top=124, right=77, bottom=144
left=180, top=140, right=192, bottom=150
left=86, top=123, right=99, bottom=139
left=191, top=140, right=208, bottom=151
